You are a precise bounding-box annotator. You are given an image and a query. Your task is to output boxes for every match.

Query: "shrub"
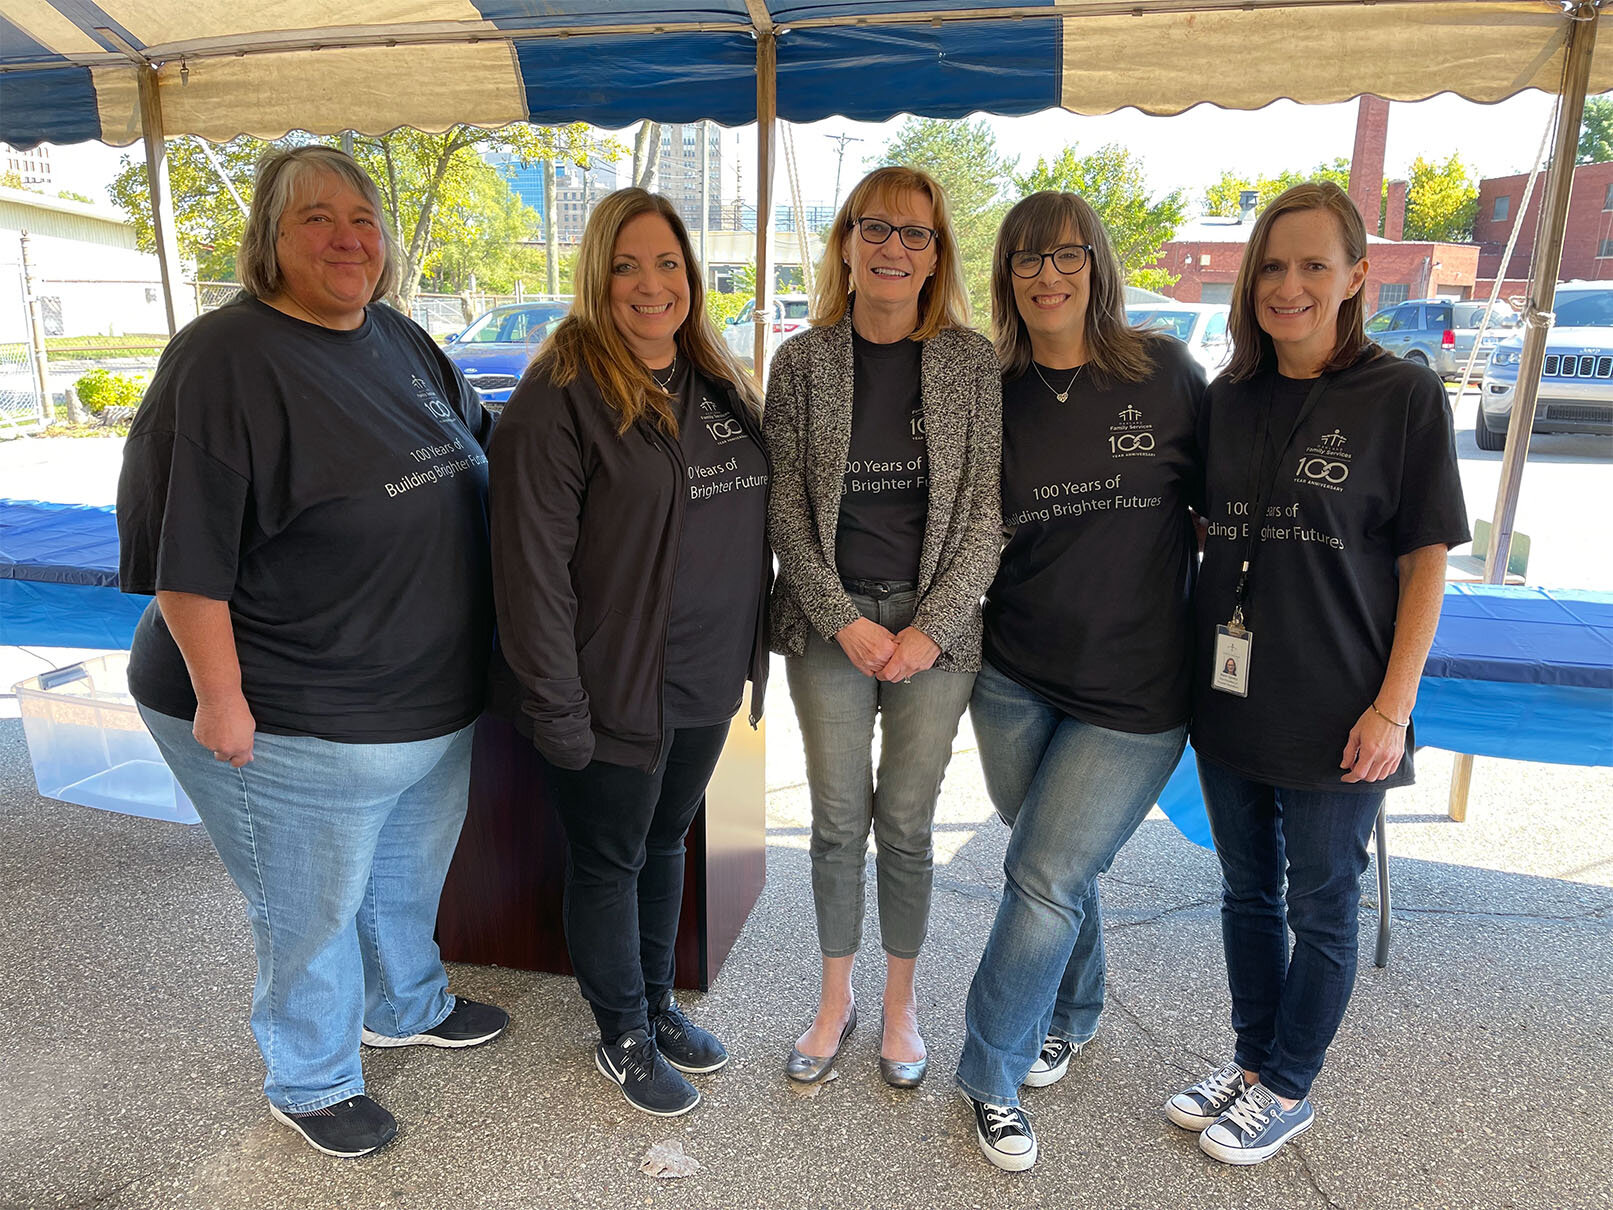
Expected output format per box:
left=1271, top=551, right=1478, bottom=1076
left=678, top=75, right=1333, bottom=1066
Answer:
left=74, top=368, right=147, bottom=415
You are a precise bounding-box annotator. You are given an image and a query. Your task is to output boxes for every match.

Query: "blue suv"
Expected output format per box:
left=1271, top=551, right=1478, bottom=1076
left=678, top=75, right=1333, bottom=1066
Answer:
left=442, top=300, right=569, bottom=414
left=1480, top=283, right=1613, bottom=451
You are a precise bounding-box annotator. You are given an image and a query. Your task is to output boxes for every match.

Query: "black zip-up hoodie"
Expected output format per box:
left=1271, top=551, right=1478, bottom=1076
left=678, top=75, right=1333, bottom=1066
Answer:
left=488, top=360, right=770, bottom=772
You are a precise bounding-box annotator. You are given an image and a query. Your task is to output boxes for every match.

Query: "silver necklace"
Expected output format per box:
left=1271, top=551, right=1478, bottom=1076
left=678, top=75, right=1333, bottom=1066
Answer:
left=648, top=356, right=678, bottom=393
left=1033, top=361, right=1084, bottom=403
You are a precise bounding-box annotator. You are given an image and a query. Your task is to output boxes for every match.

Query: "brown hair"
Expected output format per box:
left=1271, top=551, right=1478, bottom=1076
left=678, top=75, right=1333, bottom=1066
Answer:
left=532, top=188, right=758, bottom=436
left=991, top=191, right=1157, bottom=384
left=809, top=166, right=971, bottom=340
left=1226, top=181, right=1372, bottom=382
left=237, top=145, right=400, bottom=303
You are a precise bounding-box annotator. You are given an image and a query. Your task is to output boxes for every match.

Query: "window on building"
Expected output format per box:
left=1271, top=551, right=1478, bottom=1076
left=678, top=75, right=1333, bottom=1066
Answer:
left=1200, top=283, right=1234, bottom=304
left=1376, top=283, right=1410, bottom=308
left=1492, top=195, right=1510, bottom=222
left=1599, top=237, right=1613, bottom=258
left=1605, top=182, right=1613, bottom=211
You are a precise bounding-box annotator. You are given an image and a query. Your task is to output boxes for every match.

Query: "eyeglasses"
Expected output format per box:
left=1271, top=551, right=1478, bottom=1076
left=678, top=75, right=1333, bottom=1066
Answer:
left=851, top=217, right=938, bottom=252
left=1008, top=244, right=1094, bottom=279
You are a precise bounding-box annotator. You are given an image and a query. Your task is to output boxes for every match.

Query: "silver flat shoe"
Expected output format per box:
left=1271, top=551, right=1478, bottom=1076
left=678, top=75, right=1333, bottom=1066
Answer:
left=784, top=1000, right=857, bottom=1084
left=879, top=1054, right=928, bottom=1089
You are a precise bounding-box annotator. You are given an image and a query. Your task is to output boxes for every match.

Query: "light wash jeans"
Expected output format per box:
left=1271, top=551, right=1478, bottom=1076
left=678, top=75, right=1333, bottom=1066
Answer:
left=785, top=588, right=975, bottom=959
left=955, top=661, right=1186, bottom=1107
left=141, top=706, right=474, bottom=1112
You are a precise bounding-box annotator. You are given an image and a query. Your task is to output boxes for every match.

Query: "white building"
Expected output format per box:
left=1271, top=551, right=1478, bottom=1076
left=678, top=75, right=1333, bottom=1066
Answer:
left=0, top=185, right=195, bottom=342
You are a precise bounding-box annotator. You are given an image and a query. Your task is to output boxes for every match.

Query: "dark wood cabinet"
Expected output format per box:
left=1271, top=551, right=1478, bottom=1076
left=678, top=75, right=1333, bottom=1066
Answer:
left=436, top=707, right=766, bottom=990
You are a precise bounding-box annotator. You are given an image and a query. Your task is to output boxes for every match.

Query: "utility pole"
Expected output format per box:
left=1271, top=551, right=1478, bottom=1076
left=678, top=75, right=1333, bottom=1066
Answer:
left=700, top=120, right=710, bottom=277
left=18, top=231, right=50, bottom=425
left=827, top=132, right=863, bottom=211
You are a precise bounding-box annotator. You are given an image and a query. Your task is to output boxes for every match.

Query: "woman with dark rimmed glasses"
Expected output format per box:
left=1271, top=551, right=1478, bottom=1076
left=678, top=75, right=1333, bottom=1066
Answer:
left=954, top=191, right=1207, bottom=1172
left=765, top=165, right=1001, bottom=1091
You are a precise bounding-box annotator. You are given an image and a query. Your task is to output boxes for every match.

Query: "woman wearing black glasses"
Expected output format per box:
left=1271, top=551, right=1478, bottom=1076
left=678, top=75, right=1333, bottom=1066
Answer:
left=954, top=191, right=1206, bottom=1171
left=765, top=165, right=1001, bottom=1090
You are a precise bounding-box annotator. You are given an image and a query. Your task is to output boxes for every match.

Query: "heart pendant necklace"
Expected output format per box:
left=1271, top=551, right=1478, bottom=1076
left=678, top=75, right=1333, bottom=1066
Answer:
left=1034, top=361, right=1084, bottom=403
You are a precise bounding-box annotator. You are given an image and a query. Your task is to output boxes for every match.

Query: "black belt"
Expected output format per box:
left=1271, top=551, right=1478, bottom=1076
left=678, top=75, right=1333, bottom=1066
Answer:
left=840, top=577, right=917, bottom=599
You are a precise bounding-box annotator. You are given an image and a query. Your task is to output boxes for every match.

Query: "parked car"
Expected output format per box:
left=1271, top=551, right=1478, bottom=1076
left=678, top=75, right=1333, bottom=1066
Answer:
left=442, top=300, right=569, bottom=413
left=1123, top=302, right=1232, bottom=377
left=1479, top=282, right=1613, bottom=451
left=722, top=293, right=810, bottom=379
left=1364, top=297, right=1517, bottom=381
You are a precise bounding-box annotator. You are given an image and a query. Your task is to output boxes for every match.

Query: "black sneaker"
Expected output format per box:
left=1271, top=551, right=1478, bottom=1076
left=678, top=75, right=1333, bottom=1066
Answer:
left=596, top=1028, right=700, bottom=1116
left=361, top=998, right=508, bottom=1049
left=651, top=990, right=729, bottom=1074
left=269, top=1094, right=397, bottom=1158
left=965, top=1093, right=1038, bottom=1172
left=1022, top=1035, right=1080, bottom=1088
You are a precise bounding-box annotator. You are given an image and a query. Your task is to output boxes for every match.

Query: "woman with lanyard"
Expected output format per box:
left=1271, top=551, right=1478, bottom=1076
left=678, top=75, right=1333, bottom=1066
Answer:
left=1169, top=182, right=1468, bottom=1165
left=490, top=188, right=769, bottom=1118
left=953, top=191, right=1205, bottom=1172
left=767, top=166, right=1001, bottom=1090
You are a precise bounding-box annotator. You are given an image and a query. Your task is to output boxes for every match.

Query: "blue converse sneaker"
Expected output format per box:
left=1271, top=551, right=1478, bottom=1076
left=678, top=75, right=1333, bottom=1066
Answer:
left=1022, top=1035, right=1081, bottom=1088
left=1198, top=1084, right=1315, bottom=1165
left=1165, top=1061, right=1246, bottom=1130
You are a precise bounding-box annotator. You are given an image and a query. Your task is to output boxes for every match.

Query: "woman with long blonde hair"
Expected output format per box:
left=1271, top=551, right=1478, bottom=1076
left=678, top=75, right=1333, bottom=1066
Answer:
left=489, top=188, right=770, bottom=1118
left=766, top=165, right=1001, bottom=1091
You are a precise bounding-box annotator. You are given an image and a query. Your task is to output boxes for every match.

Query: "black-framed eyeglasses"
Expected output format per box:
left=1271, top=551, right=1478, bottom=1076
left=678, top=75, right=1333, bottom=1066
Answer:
left=1008, top=244, right=1093, bottom=279
left=851, top=217, right=938, bottom=252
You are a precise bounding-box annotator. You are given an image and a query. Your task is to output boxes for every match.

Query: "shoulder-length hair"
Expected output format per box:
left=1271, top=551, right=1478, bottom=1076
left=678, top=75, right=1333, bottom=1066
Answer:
left=533, top=188, right=760, bottom=437
left=237, top=145, right=400, bottom=303
left=809, top=165, right=971, bottom=340
left=991, top=190, right=1157, bottom=384
left=1226, top=181, right=1372, bottom=382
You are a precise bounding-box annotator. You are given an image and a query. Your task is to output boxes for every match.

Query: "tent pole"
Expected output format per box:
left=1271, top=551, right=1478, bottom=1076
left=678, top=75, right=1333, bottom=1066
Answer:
left=137, top=65, right=183, bottom=337
left=753, top=31, right=777, bottom=380
left=1483, top=2, right=1599, bottom=581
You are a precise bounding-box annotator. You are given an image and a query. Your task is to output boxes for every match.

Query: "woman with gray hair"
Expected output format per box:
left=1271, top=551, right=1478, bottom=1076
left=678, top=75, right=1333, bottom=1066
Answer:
left=118, top=145, right=507, bottom=1159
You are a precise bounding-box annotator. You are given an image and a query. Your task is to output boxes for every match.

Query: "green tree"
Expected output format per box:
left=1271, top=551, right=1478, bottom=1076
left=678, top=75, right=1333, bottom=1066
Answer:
left=1012, top=144, right=1185, bottom=294
left=1202, top=158, right=1352, bottom=217
left=1578, top=95, right=1613, bottom=164
left=875, top=118, right=1015, bottom=324
left=107, top=124, right=616, bottom=309
left=1402, top=153, right=1478, bottom=242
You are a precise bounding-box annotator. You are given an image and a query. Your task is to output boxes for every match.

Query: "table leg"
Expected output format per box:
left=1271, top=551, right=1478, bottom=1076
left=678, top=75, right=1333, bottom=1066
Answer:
left=1448, top=753, right=1475, bottom=822
left=1373, top=800, right=1391, bottom=969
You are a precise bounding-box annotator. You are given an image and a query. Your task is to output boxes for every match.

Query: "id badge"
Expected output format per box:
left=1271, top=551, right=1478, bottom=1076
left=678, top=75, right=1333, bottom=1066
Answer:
left=1212, top=625, right=1252, bottom=697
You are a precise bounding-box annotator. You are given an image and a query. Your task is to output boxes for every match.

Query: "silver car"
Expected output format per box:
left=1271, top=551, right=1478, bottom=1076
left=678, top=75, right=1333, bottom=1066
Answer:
left=722, top=293, right=810, bottom=380
left=1365, top=297, right=1516, bottom=381
left=1124, top=302, right=1232, bottom=378
left=1479, top=283, right=1613, bottom=451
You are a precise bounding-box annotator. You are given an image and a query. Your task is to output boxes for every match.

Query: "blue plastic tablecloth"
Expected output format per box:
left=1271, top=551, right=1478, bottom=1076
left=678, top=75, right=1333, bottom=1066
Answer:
left=1, top=499, right=150, bottom=648
left=6, top=500, right=1610, bottom=848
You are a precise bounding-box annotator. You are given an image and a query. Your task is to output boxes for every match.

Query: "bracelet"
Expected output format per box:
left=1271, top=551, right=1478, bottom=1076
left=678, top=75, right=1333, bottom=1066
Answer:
left=1370, top=701, right=1409, bottom=729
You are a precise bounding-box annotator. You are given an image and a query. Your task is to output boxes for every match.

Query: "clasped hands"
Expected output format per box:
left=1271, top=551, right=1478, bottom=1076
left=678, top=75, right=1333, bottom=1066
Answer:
left=834, top=616, right=941, bottom=681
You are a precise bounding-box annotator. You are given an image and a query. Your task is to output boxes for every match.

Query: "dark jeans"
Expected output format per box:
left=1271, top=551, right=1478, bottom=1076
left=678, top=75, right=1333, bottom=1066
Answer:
left=1197, top=755, right=1383, bottom=1102
left=541, top=724, right=729, bottom=1040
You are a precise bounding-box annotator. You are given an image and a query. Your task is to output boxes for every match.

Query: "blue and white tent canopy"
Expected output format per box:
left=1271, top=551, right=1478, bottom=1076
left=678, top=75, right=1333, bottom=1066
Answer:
left=2, top=1, right=1609, bottom=148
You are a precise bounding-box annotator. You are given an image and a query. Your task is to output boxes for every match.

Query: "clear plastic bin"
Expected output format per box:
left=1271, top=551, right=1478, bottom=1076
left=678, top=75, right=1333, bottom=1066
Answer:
left=13, top=653, right=199, bottom=824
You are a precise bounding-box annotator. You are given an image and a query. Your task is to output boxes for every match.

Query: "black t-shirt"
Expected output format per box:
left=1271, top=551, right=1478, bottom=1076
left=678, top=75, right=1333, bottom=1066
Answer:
left=834, top=331, right=928, bottom=582
left=118, top=294, right=495, bottom=743
left=662, top=362, right=769, bottom=727
left=1191, top=350, right=1471, bottom=791
left=985, top=337, right=1206, bottom=733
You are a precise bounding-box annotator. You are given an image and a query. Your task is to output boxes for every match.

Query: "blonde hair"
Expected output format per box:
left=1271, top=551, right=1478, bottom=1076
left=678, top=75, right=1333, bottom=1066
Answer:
left=991, top=191, right=1157, bottom=384
left=1226, top=181, right=1373, bottom=382
left=809, top=166, right=971, bottom=340
left=532, top=188, right=759, bottom=436
left=237, top=145, right=400, bottom=303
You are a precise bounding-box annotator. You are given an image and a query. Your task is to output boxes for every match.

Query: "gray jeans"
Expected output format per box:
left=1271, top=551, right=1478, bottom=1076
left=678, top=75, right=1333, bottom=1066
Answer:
left=785, top=589, right=975, bottom=959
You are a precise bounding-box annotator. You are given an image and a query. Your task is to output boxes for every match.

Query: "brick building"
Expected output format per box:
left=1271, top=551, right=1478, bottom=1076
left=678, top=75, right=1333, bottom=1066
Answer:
left=1473, top=160, right=1613, bottom=296
left=1152, top=213, right=1478, bottom=313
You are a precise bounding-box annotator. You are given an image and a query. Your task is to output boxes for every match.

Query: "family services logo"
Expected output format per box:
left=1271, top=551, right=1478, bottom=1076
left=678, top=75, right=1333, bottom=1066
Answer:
left=1295, top=427, right=1352, bottom=492
left=1108, top=401, right=1156, bottom=458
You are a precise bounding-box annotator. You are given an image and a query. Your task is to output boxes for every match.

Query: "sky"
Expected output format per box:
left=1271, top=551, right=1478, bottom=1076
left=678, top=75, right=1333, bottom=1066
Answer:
left=38, top=88, right=1575, bottom=217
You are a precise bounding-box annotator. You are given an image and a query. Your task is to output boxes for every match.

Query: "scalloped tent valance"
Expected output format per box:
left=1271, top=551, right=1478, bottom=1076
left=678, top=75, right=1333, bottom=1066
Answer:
left=1, top=1, right=1609, bottom=148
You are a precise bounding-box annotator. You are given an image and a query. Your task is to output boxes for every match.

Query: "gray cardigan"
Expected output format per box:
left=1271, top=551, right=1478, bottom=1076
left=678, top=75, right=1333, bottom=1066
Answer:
left=763, top=312, right=1002, bottom=672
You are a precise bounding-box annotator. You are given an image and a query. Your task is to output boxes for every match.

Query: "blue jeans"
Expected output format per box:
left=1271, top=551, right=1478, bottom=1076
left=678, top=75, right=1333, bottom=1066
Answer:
left=955, top=662, right=1186, bottom=1106
left=786, top=588, right=975, bottom=959
left=141, top=707, right=474, bottom=1112
left=1198, top=755, right=1383, bottom=1101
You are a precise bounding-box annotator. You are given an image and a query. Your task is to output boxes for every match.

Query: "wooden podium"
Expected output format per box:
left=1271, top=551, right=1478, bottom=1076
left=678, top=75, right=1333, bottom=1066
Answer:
left=436, top=704, right=766, bottom=990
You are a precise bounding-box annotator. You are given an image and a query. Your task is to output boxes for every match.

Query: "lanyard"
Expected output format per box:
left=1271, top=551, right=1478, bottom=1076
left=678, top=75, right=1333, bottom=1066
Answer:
left=1229, top=373, right=1330, bottom=630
